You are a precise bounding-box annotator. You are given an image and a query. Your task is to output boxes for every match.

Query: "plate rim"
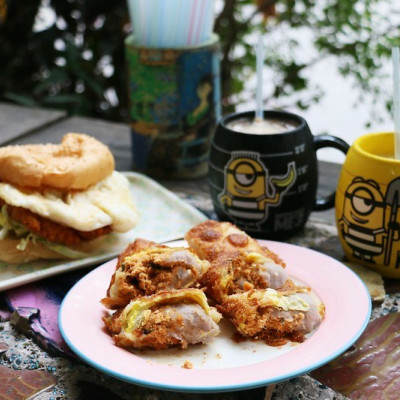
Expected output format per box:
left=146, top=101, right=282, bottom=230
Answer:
left=59, top=239, right=372, bottom=393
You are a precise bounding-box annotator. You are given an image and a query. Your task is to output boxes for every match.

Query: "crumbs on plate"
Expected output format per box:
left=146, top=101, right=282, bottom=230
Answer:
left=182, top=360, right=193, bottom=369
left=101, top=220, right=325, bottom=351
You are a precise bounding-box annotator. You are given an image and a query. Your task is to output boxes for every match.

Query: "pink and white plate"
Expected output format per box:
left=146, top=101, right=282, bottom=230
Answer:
left=59, top=240, right=371, bottom=393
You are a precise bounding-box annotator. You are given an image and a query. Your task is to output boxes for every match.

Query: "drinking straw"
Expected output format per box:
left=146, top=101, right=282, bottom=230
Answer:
left=178, top=0, right=189, bottom=47
left=193, top=0, right=205, bottom=47
left=149, top=0, right=161, bottom=47
left=128, top=0, right=215, bottom=48
left=392, top=47, right=400, bottom=159
left=128, top=0, right=143, bottom=44
left=164, top=0, right=177, bottom=47
left=157, top=0, right=164, bottom=47
left=145, top=0, right=152, bottom=46
left=188, top=0, right=199, bottom=46
left=255, top=37, right=264, bottom=121
left=188, top=0, right=214, bottom=47
left=179, top=0, right=191, bottom=47
left=200, top=0, right=214, bottom=44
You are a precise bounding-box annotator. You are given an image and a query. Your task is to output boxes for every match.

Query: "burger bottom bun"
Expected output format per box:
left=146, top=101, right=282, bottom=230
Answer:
left=0, top=237, right=105, bottom=264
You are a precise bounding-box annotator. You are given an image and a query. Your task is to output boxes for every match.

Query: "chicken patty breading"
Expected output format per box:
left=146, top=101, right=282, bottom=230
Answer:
left=1, top=199, right=111, bottom=246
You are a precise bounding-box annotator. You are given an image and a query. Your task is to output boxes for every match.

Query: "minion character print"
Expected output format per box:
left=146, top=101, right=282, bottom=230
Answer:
left=338, top=177, right=400, bottom=266
left=218, top=151, right=296, bottom=230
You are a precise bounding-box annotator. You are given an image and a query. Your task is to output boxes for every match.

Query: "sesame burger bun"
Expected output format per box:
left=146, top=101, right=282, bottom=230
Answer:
left=0, top=133, right=115, bottom=190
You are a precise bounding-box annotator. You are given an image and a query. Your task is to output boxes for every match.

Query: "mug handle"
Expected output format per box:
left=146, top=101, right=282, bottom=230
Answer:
left=313, top=134, right=350, bottom=211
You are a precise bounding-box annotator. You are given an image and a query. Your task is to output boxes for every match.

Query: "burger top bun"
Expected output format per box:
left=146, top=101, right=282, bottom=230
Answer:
left=0, top=133, right=115, bottom=190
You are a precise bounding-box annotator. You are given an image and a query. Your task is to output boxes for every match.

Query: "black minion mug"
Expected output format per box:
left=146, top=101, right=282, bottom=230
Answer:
left=208, top=110, right=350, bottom=240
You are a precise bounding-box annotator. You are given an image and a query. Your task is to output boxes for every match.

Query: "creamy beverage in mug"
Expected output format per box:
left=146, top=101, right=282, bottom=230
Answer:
left=209, top=110, right=349, bottom=240
left=227, top=118, right=299, bottom=135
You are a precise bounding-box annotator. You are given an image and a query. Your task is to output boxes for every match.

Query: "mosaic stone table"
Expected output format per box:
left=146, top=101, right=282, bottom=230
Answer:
left=0, top=220, right=349, bottom=400
left=3, top=217, right=398, bottom=400
left=1, top=103, right=398, bottom=400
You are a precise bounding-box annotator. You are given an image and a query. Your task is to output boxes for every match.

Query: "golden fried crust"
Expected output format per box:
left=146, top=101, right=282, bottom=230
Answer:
left=201, top=255, right=295, bottom=303
left=102, top=289, right=221, bottom=350
left=102, top=240, right=210, bottom=309
left=185, top=220, right=285, bottom=267
left=3, top=199, right=111, bottom=246
left=105, top=306, right=183, bottom=350
left=200, top=261, right=231, bottom=303
left=217, top=290, right=307, bottom=345
left=104, top=239, right=161, bottom=304
left=0, top=133, right=114, bottom=190
left=102, top=308, right=124, bottom=334
left=116, top=238, right=163, bottom=267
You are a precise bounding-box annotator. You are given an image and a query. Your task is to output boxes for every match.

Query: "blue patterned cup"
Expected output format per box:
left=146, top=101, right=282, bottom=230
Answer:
left=125, top=34, right=221, bottom=179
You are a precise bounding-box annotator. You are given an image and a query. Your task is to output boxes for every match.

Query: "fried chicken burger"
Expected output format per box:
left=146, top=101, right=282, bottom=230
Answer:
left=0, top=133, right=139, bottom=263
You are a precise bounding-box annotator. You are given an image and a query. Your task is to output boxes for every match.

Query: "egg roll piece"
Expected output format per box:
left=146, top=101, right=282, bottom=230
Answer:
left=202, top=251, right=293, bottom=303
left=102, top=239, right=210, bottom=309
left=217, top=288, right=325, bottom=345
left=103, top=289, right=222, bottom=350
left=185, top=220, right=285, bottom=266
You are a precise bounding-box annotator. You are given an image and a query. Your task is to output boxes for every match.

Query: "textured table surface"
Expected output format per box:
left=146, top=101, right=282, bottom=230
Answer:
left=0, top=221, right=350, bottom=400
left=0, top=102, right=397, bottom=400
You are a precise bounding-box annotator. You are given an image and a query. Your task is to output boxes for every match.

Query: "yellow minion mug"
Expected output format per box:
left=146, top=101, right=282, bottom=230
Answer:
left=335, top=132, right=400, bottom=278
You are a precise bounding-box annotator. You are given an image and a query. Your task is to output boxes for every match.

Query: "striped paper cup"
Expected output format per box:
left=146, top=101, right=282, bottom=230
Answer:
left=127, top=0, right=215, bottom=48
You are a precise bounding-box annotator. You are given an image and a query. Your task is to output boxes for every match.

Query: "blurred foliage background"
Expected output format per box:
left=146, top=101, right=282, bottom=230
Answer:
left=0, top=0, right=399, bottom=124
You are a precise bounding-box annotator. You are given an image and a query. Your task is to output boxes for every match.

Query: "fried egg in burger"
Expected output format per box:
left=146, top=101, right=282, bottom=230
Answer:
left=0, top=133, right=139, bottom=263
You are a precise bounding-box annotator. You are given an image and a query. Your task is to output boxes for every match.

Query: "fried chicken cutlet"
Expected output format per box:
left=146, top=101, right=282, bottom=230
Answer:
left=0, top=198, right=111, bottom=246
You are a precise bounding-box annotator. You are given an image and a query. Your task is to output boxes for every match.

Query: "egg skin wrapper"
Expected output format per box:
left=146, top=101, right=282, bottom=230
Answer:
left=102, top=239, right=211, bottom=309
left=184, top=220, right=285, bottom=266
left=202, top=251, right=293, bottom=303
left=217, top=288, right=325, bottom=344
left=103, top=289, right=222, bottom=350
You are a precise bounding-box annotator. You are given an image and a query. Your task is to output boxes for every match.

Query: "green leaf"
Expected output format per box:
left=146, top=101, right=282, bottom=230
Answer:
left=3, top=93, right=38, bottom=107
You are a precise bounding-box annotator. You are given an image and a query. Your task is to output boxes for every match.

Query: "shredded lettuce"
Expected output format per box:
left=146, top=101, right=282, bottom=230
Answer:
left=39, top=239, right=89, bottom=259
left=0, top=205, right=30, bottom=239
left=0, top=204, right=88, bottom=259
left=16, top=232, right=37, bottom=251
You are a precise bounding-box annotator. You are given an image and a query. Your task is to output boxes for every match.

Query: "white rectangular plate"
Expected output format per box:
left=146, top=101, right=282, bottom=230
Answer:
left=0, top=172, right=207, bottom=291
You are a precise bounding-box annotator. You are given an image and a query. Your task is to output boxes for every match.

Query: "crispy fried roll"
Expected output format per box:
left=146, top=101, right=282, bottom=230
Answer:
left=102, top=239, right=210, bottom=309
left=202, top=251, right=293, bottom=303
left=185, top=221, right=291, bottom=301
left=185, top=220, right=285, bottom=266
left=103, top=289, right=222, bottom=350
left=217, top=288, right=325, bottom=345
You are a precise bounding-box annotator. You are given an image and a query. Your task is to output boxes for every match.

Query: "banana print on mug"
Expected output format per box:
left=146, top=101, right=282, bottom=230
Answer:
left=218, top=151, right=296, bottom=230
